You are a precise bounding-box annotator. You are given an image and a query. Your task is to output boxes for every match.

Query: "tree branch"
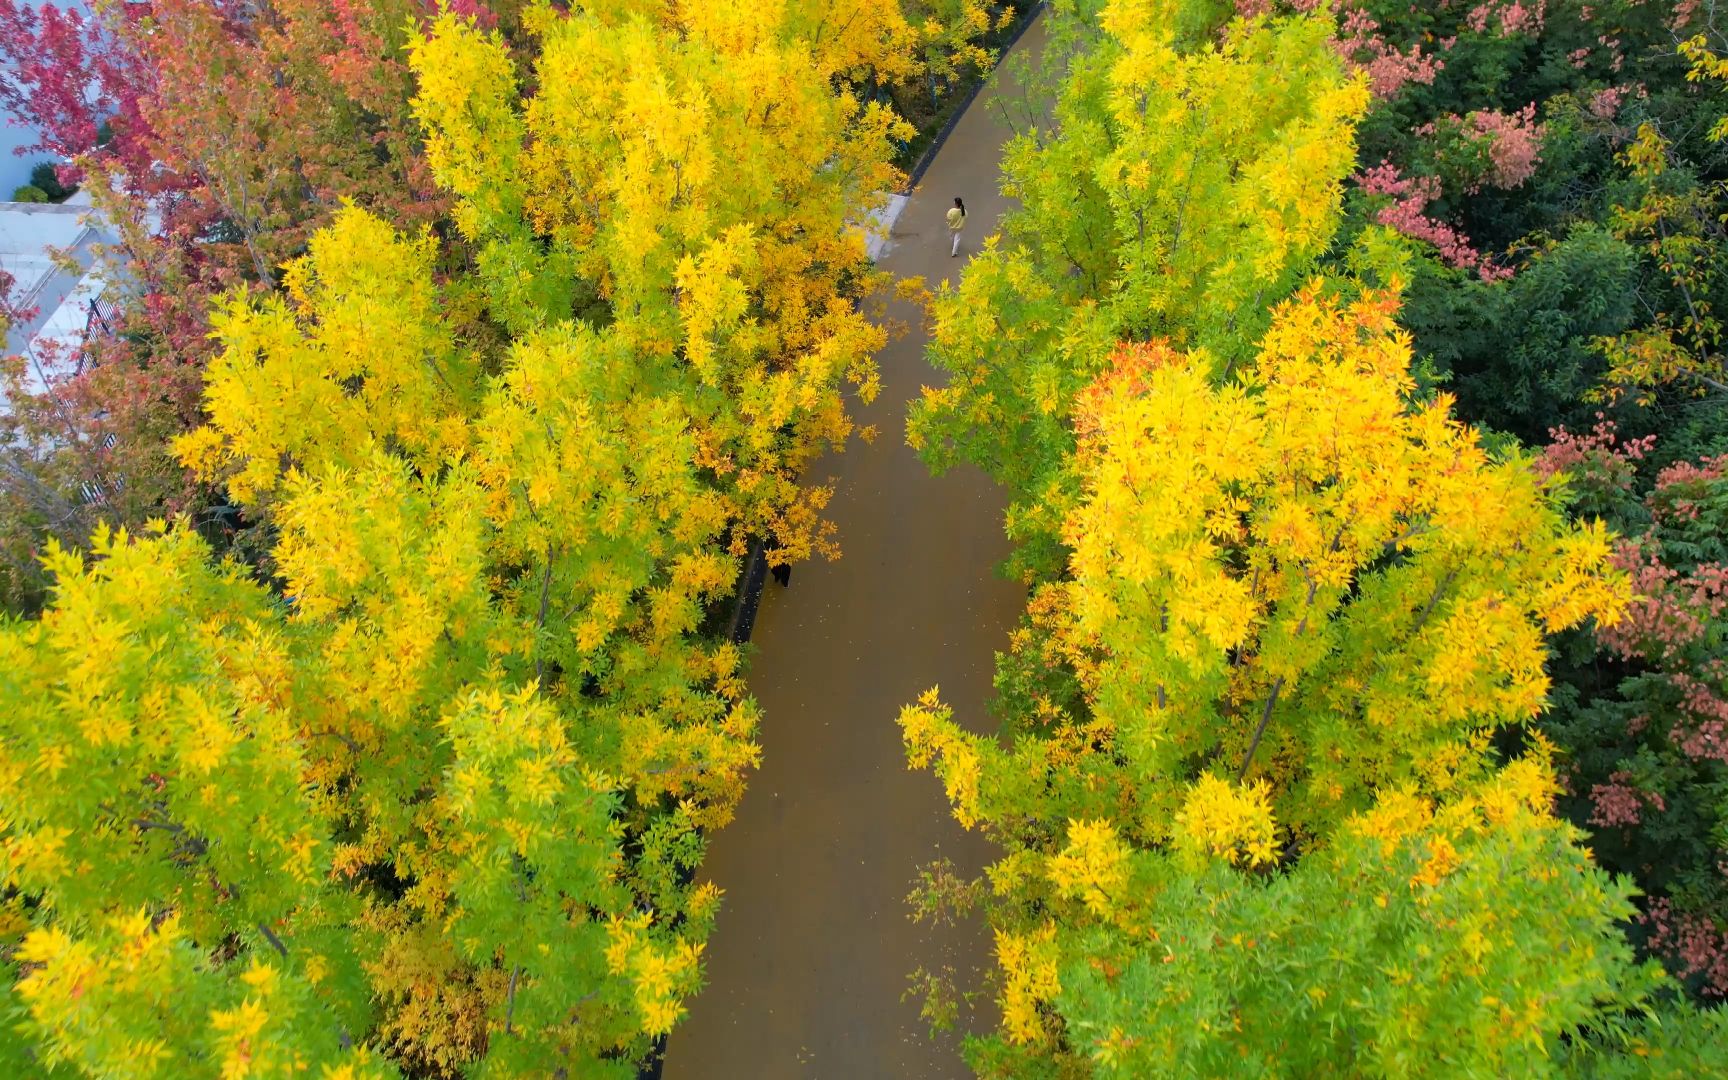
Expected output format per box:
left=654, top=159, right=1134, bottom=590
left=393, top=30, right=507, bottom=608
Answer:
left=308, top=728, right=359, bottom=753
left=256, top=921, right=288, bottom=958
left=534, top=543, right=555, bottom=684
left=1411, top=566, right=1459, bottom=638
left=505, top=964, right=522, bottom=1035
left=1236, top=676, right=1285, bottom=782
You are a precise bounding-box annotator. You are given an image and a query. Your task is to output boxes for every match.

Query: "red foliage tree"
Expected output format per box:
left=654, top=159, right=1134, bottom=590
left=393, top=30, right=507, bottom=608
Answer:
left=0, top=0, right=453, bottom=611
left=0, top=0, right=153, bottom=182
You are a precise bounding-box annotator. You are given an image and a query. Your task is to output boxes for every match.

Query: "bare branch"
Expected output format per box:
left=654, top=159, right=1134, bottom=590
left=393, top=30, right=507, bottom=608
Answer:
left=505, top=965, right=522, bottom=1035
left=1236, top=676, right=1286, bottom=783
left=256, top=921, right=288, bottom=958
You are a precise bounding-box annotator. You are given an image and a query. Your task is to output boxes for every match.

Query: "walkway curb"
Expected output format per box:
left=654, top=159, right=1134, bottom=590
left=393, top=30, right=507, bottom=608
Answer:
left=725, top=537, right=770, bottom=645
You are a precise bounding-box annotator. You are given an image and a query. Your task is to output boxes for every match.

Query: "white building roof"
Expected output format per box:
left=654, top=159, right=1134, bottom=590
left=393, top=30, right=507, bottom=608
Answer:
left=2, top=196, right=118, bottom=402
left=0, top=201, right=92, bottom=311
left=19, top=265, right=111, bottom=395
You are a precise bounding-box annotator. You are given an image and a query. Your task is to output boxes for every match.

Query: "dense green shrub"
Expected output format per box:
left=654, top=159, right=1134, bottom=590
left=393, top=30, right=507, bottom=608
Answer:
left=28, top=161, right=70, bottom=201
left=1398, top=225, right=1639, bottom=443
left=1539, top=424, right=1728, bottom=1002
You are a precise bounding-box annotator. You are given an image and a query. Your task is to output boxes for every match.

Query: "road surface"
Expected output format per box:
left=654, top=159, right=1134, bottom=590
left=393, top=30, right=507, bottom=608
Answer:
left=663, top=16, right=1048, bottom=1080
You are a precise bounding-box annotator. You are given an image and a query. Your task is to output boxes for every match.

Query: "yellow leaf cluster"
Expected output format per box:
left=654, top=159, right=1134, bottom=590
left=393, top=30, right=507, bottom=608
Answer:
left=177, top=205, right=470, bottom=506
left=996, top=921, right=1062, bottom=1047
left=1047, top=818, right=1133, bottom=916
left=900, top=690, right=987, bottom=830
left=604, top=913, right=706, bottom=1036
left=1173, top=775, right=1279, bottom=868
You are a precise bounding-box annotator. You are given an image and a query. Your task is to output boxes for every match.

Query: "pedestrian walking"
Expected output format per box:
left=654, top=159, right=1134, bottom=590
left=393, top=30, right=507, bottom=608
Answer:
left=946, top=196, right=966, bottom=257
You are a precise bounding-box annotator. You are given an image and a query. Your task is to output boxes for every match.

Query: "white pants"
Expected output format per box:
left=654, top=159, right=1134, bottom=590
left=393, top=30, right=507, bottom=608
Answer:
left=950, top=230, right=961, bottom=255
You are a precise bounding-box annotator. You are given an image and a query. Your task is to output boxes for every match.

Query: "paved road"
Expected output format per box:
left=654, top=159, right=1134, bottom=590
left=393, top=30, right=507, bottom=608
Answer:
left=663, top=18, right=1047, bottom=1080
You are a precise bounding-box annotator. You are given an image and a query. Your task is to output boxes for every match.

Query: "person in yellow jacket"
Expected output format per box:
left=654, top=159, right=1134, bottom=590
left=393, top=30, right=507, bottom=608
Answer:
left=946, top=196, right=966, bottom=257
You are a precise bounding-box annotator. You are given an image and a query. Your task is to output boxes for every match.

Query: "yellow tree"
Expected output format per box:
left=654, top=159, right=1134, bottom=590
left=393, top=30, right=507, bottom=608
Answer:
left=0, top=524, right=393, bottom=1077
left=909, top=0, right=1369, bottom=575
left=895, top=0, right=1721, bottom=1071
left=2, top=0, right=947, bottom=1071
left=170, top=203, right=755, bottom=1073
left=907, top=287, right=1627, bottom=841
left=408, top=1, right=915, bottom=566
left=896, top=289, right=1697, bottom=1075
